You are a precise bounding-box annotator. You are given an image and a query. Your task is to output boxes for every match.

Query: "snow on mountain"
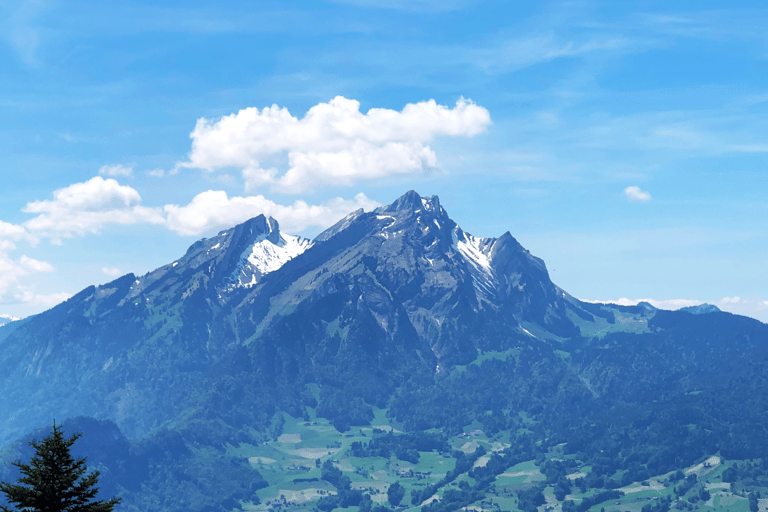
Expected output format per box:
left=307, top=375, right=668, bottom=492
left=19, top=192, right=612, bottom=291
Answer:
left=452, top=226, right=498, bottom=298
left=247, top=233, right=313, bottom=275
left=234, top=232, right=313, bottom=287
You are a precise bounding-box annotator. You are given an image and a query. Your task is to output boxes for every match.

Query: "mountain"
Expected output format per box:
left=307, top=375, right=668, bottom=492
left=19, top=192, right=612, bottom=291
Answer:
left=1, top=191, right=768, bottom=512
left=0, top=191, right=594, bottom=444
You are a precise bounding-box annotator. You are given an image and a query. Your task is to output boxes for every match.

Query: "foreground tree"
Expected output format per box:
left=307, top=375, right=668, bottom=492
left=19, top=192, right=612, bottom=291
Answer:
left=0, top=422, right=120, bottom=512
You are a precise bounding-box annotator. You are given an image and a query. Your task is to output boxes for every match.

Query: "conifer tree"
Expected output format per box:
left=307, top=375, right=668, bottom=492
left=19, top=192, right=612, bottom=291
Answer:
left=0, top=421, right=121, bottom=512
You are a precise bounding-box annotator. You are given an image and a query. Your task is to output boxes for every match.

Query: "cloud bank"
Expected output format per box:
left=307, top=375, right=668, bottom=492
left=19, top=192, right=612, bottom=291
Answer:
left=19, top=175, right=381, bottom=241
left=165, top=190, right=379, bottom=236
left=179, top=96, right=491, bottom=192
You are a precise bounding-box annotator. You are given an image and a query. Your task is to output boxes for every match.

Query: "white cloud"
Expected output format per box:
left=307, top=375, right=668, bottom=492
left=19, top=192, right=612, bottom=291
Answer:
left=179, top=96, right=491, bottom=193
left=0, top=254, right=26, bottom=302
left=19, top=255, right=53, bottom=273
left=22, top=176, right=165, bottom=242
left=164, top=190, right=380, bottom=236
left=14, top=290, right=71, bottom=308
left=0, top=220, right=28, bottom=239
left=720, top=296, right=742, bottom=304
left=0, top=220, right=36, bottom=246
left=0, top=250, right=59, bottom=306
left=147, top=168, right=165, bottom=177
left=624, top=185, right=652, bottom=202
left=0, top=217, right=56, bottom=307
left=102, top=267, right=123, bottom=278
left=99, top=163, right=134, bottom=177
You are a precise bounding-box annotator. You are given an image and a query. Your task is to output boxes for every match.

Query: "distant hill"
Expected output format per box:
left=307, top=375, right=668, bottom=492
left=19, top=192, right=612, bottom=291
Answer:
left=680, top=303, right=721, bottom=315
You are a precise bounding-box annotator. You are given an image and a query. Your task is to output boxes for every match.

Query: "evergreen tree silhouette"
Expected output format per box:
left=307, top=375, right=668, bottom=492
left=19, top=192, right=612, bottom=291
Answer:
left=0, top=421, right=121, bottom=512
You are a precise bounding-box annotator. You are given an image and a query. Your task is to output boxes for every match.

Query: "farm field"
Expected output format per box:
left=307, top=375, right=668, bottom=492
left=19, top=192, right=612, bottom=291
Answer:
left=221, top=408, right=761, bottom=512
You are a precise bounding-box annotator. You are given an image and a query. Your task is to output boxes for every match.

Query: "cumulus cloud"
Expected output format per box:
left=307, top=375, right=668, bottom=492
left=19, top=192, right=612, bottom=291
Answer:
left=0, top=220, right=36, bottom=246
left=624, top=185, right=652, bottom=202
left=99, top=163, right=134, bottom=177
left=0, top=220, right=28, bottom=239
left=0, top=250, right=59, bottom=306
left=22, top=176, right=165, bottom=242
left=178, top=96, right=491, bottom=193
left=0, top=217, right=55, bottom=307
left=19, top=255, right=54, bottom=273
left=164, top=190, right=380, bottom=236
left=720, top=296, right=742, bottom=304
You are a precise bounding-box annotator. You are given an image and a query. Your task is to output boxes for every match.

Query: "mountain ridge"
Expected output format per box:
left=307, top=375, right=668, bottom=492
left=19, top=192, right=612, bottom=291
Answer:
left=0, top=190, right=597, bottom=444
left=1, top=190, right=767, bottom=512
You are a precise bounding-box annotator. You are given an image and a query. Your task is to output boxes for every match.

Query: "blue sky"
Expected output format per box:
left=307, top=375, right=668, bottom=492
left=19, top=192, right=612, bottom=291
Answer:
left=2, top=0, right=768, bottom=322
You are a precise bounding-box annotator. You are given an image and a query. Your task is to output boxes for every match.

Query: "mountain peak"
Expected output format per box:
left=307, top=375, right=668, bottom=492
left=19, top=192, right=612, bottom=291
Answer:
left=148, top=214, right=313, bottom=295
left=381, top=190, right=444, bottom=215
left=221, top=215, right=312, bottom=288
left=377, top=191, right=448, bottom=224
left=227, top=214, right=281, bottom=248
left=384, top=190, right=423, bottom=212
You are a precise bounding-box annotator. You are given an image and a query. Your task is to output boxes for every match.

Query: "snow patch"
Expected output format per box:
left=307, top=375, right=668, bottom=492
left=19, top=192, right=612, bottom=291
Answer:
left=452, top=227, right=497, bottom=297
left=232, top=232, right=313, bottom=287
left=247, top=233, right=312, bottom=274
left=376, top=215, right=395, bottom=221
